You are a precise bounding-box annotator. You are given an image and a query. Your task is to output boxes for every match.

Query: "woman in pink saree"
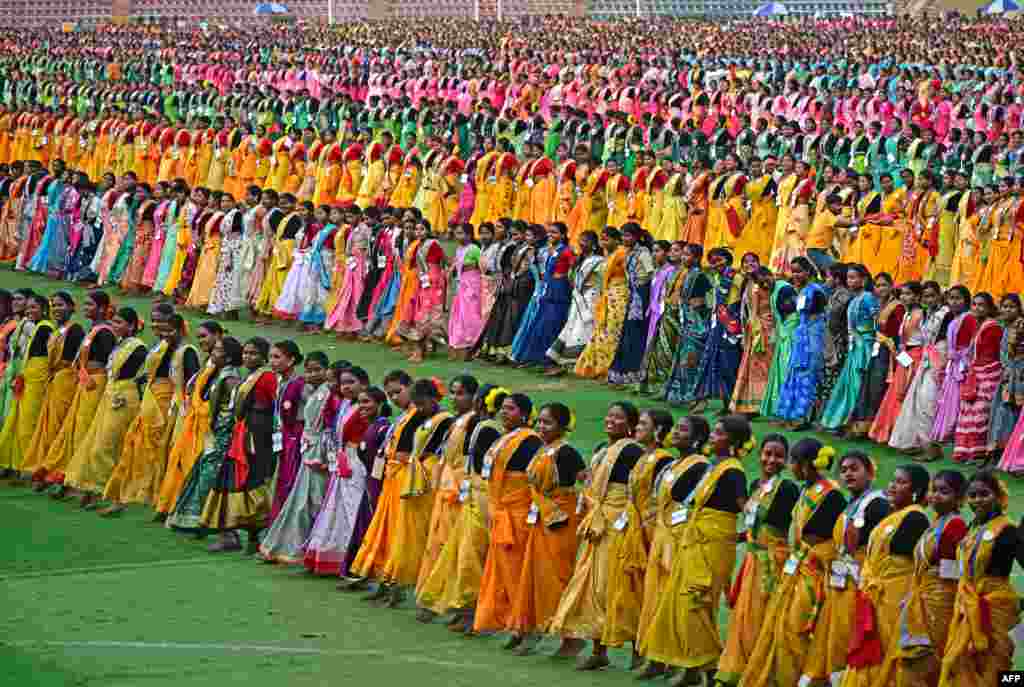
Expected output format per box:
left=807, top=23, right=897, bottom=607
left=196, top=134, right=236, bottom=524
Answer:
left=325, top=218, right=371, bottom=337
left=447, top=223, right=484, bottom=360
left=394, top=220, right=448, bottom=363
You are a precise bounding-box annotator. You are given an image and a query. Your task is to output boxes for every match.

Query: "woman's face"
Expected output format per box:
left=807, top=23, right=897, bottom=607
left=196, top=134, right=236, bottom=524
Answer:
left=741, top=253, right=759, bottom=274
left=242, top=343, right=265, bottom=370
left=196, top=326, right=218, bottom=355
left=604, top=405, right=633, bottom=440
left=304, top=359, right=327, bottom=387
left=886, top=468, right=916, bottom=510
left=928, top=476, right=960, bottom=515
left=413, top=394, right=439, bottom=416
left=760, top=440, right=787, bottom=478
left=269, top=347, right=294, bottom=375
left=966, top=479, right=998, bottom=517
left=11, top=293, right=25, bottom=314
left=971, top=295, right=992, bottom=320
left=847, top=268, right=864, bottom=291
left=385, top=381, right=411, bottom=409
left=500, top=397, right=526, bottom=431
left=668, top=242, right=684, bottom=264
left=451, top=381, right=475, bottom=415
left=1000, top=297, right=1021, bottom=322
left=839, top=457, right=872, bottom=494
left=947, top=289, right=967, bottom=313
left=900, top=287, right=919, bottom=309
left=709, top=421, right=731, bottom=455
left=111, top=314, right=133, bottom=339
left=875, top=277, right=892, bottom=302
left=210, top=339, right=227, bottom=368
left=83, top=297, right=99, bottom=321
left=478, top=226, right=493, bottom=244
left=634, top=413, right=657, bottom=447
left=357, top=392, right=381, bottom=420
left=24, top=299, right=42, bottom=322
left=622, top=231, right=637, bottom=249
left=669, top=416, right=692, bottom=451
left=789, top=261, right=807, bottom=286
left=546, top=224, right=562, bottom=245
left=339, top=372, right=362, bottom=400
left=415, top=223, right=429, bottom=241
left=536, top=407, right=563, bottom=444
left=652, top=245, right=667, bottom=266
left=50, top=297, right=72, bottom=323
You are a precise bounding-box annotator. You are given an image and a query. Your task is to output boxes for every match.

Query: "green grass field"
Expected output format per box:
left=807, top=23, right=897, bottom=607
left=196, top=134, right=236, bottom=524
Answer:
left=3, top=267, right=1024, bottom=685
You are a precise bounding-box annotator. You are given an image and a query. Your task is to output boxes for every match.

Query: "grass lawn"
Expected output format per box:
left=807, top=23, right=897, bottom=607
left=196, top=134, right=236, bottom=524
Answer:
left=2, top=267, right=1023, bottom=685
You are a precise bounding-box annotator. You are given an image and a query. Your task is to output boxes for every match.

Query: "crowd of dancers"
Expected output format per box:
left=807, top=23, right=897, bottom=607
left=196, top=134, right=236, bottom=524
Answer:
left=1, top=13, right=1024, bottom=687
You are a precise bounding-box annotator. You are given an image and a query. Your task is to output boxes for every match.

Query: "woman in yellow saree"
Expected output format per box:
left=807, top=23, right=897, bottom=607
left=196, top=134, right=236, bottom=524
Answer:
left=468, top=145, right=499, bottom=232
left=844, top=174, right=887, bottom=272
left=566, top=163, right=608, bottom=247
left=734, top=160, right=777, bottom=265
left=413, top=377, right=477, bottom=622
left=839, top=464, right=931, bottom=687
left=740, top=438, right=846, bottom=687
left=472, top=393, right=543, bottom=635
left=951, top=189, right=989, bottom=292
left=602, top=410, right=675, bottom=668
left=937, top=470, right=1022, bottom=687
left=23, top=293, right=85, bottom=485
left=804, top=451, right=891, bottom=685
left=605, top=163, right=631, bottom=229
left=574, top=231, right=628, bottom=379
left=548, top=402, right=643, bottom=668
left=655, top=167, right=686, bottom=243
left=254, top=200, right=303, bottom=317
left=639, top=415, right=750, bottom=686
left=389, top=151, right=421, bottom=210
left=714, top=434, right=797, bottom=686
left=485, top=152, right=517, bottom=226
left=893, top=173, right=939, bottom=285
left=769, top=156, right=798, bottom=269
left=873, top=173, right=911, bottom=278
left=635, top=414, right=710, bottom=679
left=35, top=292, right=116, bottom=493
left=503, top=402, right=585, bottom=654
left=0, top=293, right=54, bottom=477
left=63, top=308, right=147, bottom=510
left=875, top=471, right=968, bottom=687
left=415, top=384, right=505, bottom=631
left=99, top=312, right=200, bottom=515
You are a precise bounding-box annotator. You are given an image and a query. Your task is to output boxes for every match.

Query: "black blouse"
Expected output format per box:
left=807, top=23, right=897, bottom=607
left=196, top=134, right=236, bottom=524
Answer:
left=608, top=442, right=645, bottom=484
left=671, top=461, right=748, bottom=513
left=553, top=445, right=586, bottom=487
left=505, top=435, right=544, bottom=472
left=26, top=323, right=54, bottom=357
left=752, top=477, right=800, bottom=532
left=116, top=344, right=148, bottom=380
left=802, top=489, right=848, bottom=541
left=469, top=424, right=502, bottom=474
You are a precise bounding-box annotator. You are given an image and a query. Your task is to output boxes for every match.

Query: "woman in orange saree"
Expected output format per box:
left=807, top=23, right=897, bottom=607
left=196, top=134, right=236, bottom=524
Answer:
left=548, top=402, right=643, bottom=668
left=740, top=438, right=846, bottom=687
left=714, top=434, right=797, bottom=686
left=502, top=402, right=585, bottom=654
left=681, top=160, right=710, bottom=246
left=472, top=393, right=543, bottom=636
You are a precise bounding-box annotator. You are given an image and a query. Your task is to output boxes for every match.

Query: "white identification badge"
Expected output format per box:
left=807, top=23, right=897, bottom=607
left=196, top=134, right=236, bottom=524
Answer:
left=671, top=507, right=689, bottom=525
left=526, top=503, right=539, bottom=525
left=797, top=294, right=807, bottom=310
left=939, top=558, right=961, bottom=580
left=377, top=254, right=387, bottom=269
left=613, top=511, right=628, bottom=531
left=487, top=175, right=496, bottom=184
left=481, top=460, right=492, bottom=479
left=797, top=676, right=812, bottom=687
left=744, top=509, right=757, bottom=528
left=896, top=351, right=914, bottom=368
left=459, top=174, right=468, bottom=183
left=576, top=491, right=584, bottom=515
left=420, top=274, right=430, bottom=288
left=783, top=556, right=799, bottom=576
left=272, top=432, right=284, bottom=453
left=872, top=341, right=881, bottom=357
left=371, top=455, right=386, bottom=480
left=525, top=178, right=534, bottom=188
left=458, top=479, right=470, bottom=503
left=347, top=256, right=357, bottom=270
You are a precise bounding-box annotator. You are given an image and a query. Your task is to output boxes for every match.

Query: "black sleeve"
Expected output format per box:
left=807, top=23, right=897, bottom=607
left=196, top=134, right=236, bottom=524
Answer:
left=461, top=416, right=481, bottom=455
left=987, top=525, right=1020, bottom=577
left=653, top=455, right=675, bottom=482
left=181, top=348, right=200, bottom=383
left=670, top=461, right=709, bottom=503
left=890, top=510, right=931, bottom=557
left=396, top=413, right=428, bottom=452
left=27, top=324, right=53, bottom=357
left=61, top=324, right=86, bottom=362
left=691, top=273, right=712, bottom=300
left=424, top=416, right=455, bottom=456
left=470, top=425, right=501, bottom=473
left=858, top=497, right=892, bottom=550
left=506, top=435, right=543, bottom=471
left=762, top=479, right=800, bottom=532
left=777, top=285, right=798, bottom=316
left=88, top=329, right=117, bottom=364
left=554, top=445, right=585, bottom=487
left=704, top=467, right=747, bottom=513
left=116, top=345, right=148, bottom=380
left=803, top=489, right=847, bottom=541
left=809, top=289, right=829, bottom=314
left=281, top=216, right=304, bottom=240
left=609, top=443, right=645, bottom=484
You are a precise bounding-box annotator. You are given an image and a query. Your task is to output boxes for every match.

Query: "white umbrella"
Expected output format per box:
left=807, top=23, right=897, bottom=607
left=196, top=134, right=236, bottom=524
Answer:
left=985, top=0, right=1020, bottom=13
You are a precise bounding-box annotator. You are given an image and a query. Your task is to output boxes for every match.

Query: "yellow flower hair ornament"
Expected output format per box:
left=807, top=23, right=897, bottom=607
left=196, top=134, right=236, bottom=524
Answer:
left=736, top=438, right=756, bottom=458
left=566, top=409, right=577, bottom=434
left=529, top=407, right=539, bottom=425
left=662, top=432, right=674, bottom=449
left=814, top=446, right=836, bottom=471
left=484, top=387, right=510, bottom=414
left=997, top=478, right=1010, bottom=512
left=702, top=443, right=712, bottom=456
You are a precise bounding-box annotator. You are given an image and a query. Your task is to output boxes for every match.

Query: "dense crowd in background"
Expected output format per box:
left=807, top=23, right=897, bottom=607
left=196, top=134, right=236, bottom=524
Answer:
left=3, top=14, right=1024, bottom=687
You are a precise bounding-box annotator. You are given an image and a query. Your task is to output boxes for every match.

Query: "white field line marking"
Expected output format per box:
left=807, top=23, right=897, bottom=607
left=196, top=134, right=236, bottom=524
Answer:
left=4, top=640, right=490, bottom=670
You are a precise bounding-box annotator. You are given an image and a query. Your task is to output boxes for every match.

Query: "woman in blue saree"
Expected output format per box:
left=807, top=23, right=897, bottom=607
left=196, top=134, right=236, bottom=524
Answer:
left=775, top=257, right=828, bottom=429
left=608, top=223, right=655, bottom=387
left=511, top=222, right=574, bottom=366
left=692, top=247, right=743, bottom=409
left=820, top=263, right=880, bottom=431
